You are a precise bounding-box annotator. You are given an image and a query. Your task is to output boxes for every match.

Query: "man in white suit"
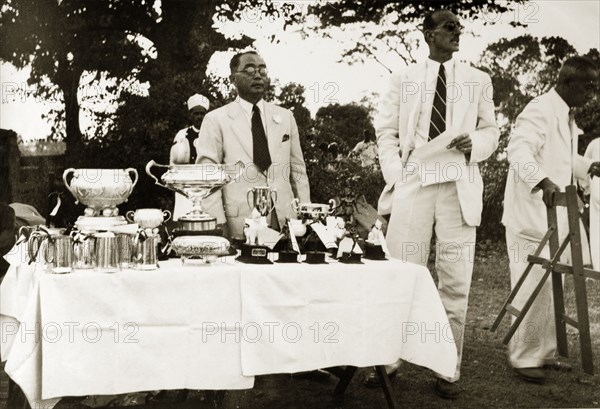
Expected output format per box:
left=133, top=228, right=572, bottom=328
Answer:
left=196, top=51, right=310, bottom=239
left=502, top=57, right=600, bottom=384
left=170, top=93, right=210, bottom=220
left=368, top=10, right=499, bottom=399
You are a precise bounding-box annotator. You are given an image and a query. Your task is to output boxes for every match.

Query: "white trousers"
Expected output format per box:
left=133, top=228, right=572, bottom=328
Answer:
left=505, top=229, right=558, bottom=368
left=387, top=180, right=475, bottom=382
left=506, top=223, right=591, bottom=368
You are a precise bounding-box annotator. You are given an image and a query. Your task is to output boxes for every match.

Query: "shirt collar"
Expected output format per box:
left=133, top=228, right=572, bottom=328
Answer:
left=237, top=96, right=265, bottom=117
left=427, top=58, right=455, bottom=77
left=549, top=88, right=570, bottom=119
left=190, top=125, right=200, bottom=133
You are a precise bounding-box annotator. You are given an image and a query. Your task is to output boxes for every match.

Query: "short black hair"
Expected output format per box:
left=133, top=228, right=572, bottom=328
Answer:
left=422, top=10, right=447, bottom=32
left=557, top=56, right=597, bottom=85
left=230, top=50, right=259, bottom=73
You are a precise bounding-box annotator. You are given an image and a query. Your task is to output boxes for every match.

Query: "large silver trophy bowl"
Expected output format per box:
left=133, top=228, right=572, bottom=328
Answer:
left=146, top=160, right=244, bottom=231
left=63, top=168, right=139, bottom=216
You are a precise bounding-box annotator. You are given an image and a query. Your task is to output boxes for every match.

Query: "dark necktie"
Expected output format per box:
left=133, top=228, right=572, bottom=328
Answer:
left=185, top=127, right=199, bottom=164
left=429, top=64, right=447, bottom=140
left=252, top=105, right=272, bottom=172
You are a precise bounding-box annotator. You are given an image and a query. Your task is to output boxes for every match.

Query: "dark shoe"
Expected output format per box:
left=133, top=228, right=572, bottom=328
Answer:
left=433, top=379, right=461, bottom=400
left=514, top=367, right=546, bottom=384
left=544, top=361, right=573, bottom=372
left=363, top=368, right=398, bottom=388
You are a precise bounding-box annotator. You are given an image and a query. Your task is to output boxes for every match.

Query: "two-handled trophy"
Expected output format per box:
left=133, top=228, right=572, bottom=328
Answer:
left=145, top=160, right=244, bottom=263
left=237, top=186, right=278, bottom=264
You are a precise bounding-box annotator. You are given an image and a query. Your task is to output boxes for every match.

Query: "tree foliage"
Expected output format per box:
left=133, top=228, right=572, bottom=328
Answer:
left=304, top=0, right=526, bottom=72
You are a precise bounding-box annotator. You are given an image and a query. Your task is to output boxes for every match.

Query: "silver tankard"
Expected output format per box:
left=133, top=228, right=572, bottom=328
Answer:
left=44, top=234, right=74, bottom=274
left=135, top=233, right=159, bottom=270
left=72, top=232, right=95, bottom=271
left=247, top=186, right=278, bottom=217
left=94, top=232, right=118, bottom=273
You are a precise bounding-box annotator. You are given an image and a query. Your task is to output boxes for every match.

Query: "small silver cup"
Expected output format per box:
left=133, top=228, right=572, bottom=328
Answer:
left=247, top=186, right=278, bottom=217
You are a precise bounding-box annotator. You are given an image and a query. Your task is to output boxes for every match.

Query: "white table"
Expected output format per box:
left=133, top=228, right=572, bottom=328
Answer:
left=1, top=246, right=456, bottom=409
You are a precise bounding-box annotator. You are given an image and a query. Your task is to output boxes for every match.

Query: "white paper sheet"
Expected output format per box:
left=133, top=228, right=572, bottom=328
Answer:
left=408, top=128, right=467, bottom=187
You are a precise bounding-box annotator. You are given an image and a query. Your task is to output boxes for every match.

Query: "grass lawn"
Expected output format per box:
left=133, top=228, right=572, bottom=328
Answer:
left=2, top=241, right=599, bottom=409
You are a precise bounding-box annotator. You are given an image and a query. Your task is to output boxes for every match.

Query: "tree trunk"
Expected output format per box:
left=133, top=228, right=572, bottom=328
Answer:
left=60, top=63, right=84, bottom=166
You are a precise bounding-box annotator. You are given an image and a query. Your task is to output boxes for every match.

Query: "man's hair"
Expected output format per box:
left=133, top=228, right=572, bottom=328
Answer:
left=557, top=56, right=597, bottom=85
left=422, top=10, right=446, bottom=32
left=230, top=50, right=259, bottom=73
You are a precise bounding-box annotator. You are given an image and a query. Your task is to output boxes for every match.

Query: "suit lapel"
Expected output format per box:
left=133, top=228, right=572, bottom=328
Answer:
left=399, top=62, right=426, bottom=157
left=227, top=103, right=253, bottom=160
left=263, top=102, right=282, bottom=165
left=451, top=62, right=469, bottom=128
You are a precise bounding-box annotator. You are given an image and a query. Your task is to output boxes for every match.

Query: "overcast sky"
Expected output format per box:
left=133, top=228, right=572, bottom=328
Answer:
left=1, top=0, right=599, bottom=141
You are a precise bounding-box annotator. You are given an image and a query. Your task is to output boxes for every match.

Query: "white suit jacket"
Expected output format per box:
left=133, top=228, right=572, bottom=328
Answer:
left=196, top=100, right=310, bottom=238
left=502, top=89, right=594, bottom=241
left=376, top=60, right=500, bottom=227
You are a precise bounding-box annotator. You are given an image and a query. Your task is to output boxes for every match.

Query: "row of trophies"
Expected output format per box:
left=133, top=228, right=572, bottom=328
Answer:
left=23, top=160, right=387, bottom=273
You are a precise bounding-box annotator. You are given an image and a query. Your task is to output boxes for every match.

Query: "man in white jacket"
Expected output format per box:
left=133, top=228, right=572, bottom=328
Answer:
left=502, top=56, right=600, bottom=384
left=370, top=9, right=499, bottom=399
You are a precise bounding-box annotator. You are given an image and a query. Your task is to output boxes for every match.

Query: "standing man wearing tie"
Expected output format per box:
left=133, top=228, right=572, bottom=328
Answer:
left=368, top=10, right=499, bottom=399
left=502, top=57, right=599, bottom=384
left=196, top=51, right=310, bottom=239
left=170, top=93, right=210, bottom=220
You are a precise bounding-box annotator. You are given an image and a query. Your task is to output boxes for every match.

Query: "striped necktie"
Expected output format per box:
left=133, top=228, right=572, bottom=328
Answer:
left=252, top=104, right=272, bottom=172
left=429, top=64, right=447, bottom=140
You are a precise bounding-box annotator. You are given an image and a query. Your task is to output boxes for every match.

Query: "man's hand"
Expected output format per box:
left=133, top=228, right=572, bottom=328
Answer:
left=446, top=133, right=472, bottom=154
left=537, top=177, right=561, bottom=208
left=589, top=161, right=600, bottom=178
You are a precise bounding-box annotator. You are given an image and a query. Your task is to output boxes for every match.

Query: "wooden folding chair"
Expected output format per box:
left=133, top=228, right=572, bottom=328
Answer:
left=492, top=185, right=600, bottom=374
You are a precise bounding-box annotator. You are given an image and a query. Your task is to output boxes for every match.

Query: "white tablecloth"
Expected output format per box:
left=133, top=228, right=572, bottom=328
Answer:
left=1, top=252, right=456, bottom=408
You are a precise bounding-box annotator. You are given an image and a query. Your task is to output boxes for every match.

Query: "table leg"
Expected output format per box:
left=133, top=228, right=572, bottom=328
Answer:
left=330, top=366, right=357, bottom=395
left=205, top=390, right=226, bottom=408
left=375, top=365, right=399, bottom=409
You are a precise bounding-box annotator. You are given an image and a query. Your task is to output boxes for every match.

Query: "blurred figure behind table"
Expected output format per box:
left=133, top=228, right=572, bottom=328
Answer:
left=169, top=93, right=210, bottom=221
left=349, top=128, right=378, bottom=168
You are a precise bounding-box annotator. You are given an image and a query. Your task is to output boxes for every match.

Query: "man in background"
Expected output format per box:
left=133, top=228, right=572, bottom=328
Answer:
left=503, top=56, right=600, bottom=384
left=170, top=93, right=210, bottom=220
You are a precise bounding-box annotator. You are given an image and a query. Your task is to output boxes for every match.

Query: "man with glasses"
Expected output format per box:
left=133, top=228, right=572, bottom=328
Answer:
left=369, top=9, right=499, bottom=399
left=196, top=51, right=310, bottom=239
left=502, top=56, right=600, bottom=384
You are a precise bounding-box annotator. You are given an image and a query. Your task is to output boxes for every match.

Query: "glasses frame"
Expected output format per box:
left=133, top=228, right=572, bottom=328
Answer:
left=236, top=66, right=269, bottom=77
left=434, top=21, right=464, bottom=33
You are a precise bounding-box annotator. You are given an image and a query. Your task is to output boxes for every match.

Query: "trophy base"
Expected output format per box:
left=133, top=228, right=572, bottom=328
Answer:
left=236, top=243, right=273, bottom=264
left=363, top=243, right=387, bottom=260
left=339, top=252, right=363, bottom=264
left=305, top=251, right=327, bottom=264
left=176, top=215, right=217, bottom=232
left=172, top=227, right=223, bottom=237
left=276, top=251, right=299, bottom=263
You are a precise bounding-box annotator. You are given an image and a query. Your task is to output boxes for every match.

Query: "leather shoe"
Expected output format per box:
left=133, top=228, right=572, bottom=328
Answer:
left=544, top=361, right=572, bottom=372
left=514, top=367, right=546, bottom=384
left=363, top=368, right=398, bottom=388
left=433, top=379, right=461, bottom=400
